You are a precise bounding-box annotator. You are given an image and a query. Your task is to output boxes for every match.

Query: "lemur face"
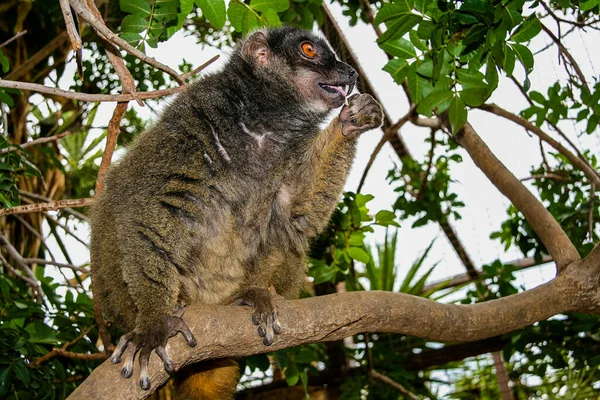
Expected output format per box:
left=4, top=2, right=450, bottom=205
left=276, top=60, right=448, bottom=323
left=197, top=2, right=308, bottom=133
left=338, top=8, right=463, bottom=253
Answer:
left=241, top=27, right=359, bottom=112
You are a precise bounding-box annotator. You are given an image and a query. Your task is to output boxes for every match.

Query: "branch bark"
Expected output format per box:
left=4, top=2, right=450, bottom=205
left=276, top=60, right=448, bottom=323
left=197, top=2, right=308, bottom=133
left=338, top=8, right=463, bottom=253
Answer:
left=479, top=103, right=600, bottom=188
left=67, top=248, right=600, bottom=399
left=0, top=197, right=94, bottom=217
left=95, top=102, right=127, bottom=195
left=454, top=121, right=580, bottom=271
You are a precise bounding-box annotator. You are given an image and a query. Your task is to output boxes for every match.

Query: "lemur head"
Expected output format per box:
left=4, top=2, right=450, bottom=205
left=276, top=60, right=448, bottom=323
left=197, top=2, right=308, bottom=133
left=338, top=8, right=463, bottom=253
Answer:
left=238, top=26, right=358, bottom=113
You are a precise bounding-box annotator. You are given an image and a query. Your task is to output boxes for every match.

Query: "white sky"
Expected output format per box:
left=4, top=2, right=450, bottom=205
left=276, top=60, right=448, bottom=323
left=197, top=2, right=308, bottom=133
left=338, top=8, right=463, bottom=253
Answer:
left=47, top=3, right=600, bottom=294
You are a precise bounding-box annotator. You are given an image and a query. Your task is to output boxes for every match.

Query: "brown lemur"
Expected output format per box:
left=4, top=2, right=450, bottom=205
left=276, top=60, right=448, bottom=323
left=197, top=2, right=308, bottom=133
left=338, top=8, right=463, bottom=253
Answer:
left=90, top=26, right=383, bottom=398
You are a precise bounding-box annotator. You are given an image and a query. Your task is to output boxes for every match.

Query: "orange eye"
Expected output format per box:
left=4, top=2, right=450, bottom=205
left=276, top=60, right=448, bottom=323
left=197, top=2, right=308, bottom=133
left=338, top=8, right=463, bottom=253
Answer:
left=301, top=42, right=316, bottom=58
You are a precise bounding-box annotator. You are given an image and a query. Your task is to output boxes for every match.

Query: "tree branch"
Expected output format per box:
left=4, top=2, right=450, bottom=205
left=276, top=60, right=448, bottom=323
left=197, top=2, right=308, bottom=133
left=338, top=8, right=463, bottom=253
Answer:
left=68, top=0, right=184, bottom=84
left=540, top=21, right=590, bottom=92
left=0, top=79, right=186, bottom=103
left=95, top=102, right=127, bottom=195
left=0, top=130, right=73, bottom=154
left=0, top=197, right=95, bottom=217
left=0, top=30, right=27, bottom=49
left=478, top=104, right=600, bottom=188
left=453, top=122, right=580, bottom=271
left=67, top=253, right=600, bottom=400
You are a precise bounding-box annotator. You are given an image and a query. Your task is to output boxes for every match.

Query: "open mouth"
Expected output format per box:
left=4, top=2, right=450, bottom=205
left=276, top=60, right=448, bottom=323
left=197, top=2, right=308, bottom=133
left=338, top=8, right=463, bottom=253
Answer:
left=318, top=82, right=355, bottom=98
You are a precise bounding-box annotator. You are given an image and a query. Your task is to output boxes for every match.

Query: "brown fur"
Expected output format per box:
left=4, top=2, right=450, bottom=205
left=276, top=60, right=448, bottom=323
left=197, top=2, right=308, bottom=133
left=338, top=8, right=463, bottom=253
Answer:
left=90, top=26, right=382, bottom=396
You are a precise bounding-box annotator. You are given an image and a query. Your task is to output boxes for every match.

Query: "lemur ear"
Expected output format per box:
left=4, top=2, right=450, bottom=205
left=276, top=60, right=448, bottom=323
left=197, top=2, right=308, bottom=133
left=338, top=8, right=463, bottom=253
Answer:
left=241, top=30, right=270, bottom=66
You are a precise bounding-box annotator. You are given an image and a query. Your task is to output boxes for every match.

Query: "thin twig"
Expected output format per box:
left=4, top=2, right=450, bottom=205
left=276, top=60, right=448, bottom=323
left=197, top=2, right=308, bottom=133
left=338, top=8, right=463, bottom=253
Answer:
left=68, top=0, right=184, bottom=84
left=45, top=214, right=88, bottom=246
left=84, top=0, right=143, bottom=106
left=12, top=214, right=56, bottom=261
left=416, top=129, right=436, bottom=201
left=0, top=235, right=42, bottom=301
left=356, top=105, right=416, bottom=193
left=0, top=130, right=73, bottom=154
left=181, top=54, right=220, bottom=80
left=478, top=104, right=600, bottom=188
left=30, top=326, right=98, bottom=368
left=590, top=183, right=596, bottom=242
left=5, top=31, right=70, bottom=81
left=0, top=79, right=186, bottom=102
left=369, top=370, right=420, bottom=400
left=19, top=191, right=89, bottom=221
left=0, top=197, right=95, bottom=217
left=95, top=102, right=127, bottom=195
left=59, top=0, right=82, bottom=51
left=540, top=21, right=589, bottom=93
left=23, top=258, right=89, bottom=274
left=521, top=173, right=574, bottom=182
left=0, top=30, right=27, bottom=49
left=0, top=253, right=39, bottom=288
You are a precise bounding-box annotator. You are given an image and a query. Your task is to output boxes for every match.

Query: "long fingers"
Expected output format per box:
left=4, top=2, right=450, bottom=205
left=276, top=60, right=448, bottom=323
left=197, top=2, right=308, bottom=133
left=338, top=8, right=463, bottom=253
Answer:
left=121, top=341, right=139, bottom=378
left=110, top=332, right=134, bottom=364
left=138, top=346, right=152, bottom=390
left=155, top=345, right=175, bottom=373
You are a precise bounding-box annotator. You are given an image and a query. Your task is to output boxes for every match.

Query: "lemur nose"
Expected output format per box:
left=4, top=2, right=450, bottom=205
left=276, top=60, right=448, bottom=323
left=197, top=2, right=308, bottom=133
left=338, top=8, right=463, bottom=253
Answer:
left=348, top=67, right=358, bottom=80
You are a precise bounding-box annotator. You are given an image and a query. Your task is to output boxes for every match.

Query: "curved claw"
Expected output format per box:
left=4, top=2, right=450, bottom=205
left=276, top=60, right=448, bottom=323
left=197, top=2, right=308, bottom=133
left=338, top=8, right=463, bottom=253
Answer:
left=109, top=310, right=197, bottom=390
left=235, top=287, right=282, bottom=346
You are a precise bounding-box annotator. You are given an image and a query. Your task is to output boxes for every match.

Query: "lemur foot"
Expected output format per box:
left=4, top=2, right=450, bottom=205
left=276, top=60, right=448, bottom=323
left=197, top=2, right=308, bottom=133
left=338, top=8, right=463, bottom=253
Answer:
left=235, top=287, right=282, bottom=346
left=110, top=307, right=196, bottom=390
left=340, top=93, right=384, bottom=138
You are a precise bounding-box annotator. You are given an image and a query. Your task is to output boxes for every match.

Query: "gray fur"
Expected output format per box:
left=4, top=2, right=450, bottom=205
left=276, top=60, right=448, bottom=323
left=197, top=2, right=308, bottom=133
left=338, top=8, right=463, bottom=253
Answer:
left=90, top=26, right=383, bottom=390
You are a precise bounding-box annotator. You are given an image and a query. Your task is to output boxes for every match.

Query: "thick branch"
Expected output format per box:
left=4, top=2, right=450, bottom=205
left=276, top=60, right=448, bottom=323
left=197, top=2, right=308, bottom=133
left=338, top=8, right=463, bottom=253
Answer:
left=67, top=256, right=600, bottom=400
left=454, top=122, right=580, bottom=271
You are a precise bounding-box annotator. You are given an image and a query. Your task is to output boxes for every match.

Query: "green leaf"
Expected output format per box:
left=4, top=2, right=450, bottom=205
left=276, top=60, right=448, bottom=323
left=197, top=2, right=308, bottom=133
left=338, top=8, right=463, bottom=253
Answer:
left=0, top=368, right=9, bottom=398
left=121, top=14, right=147, bottom=33
left=448, top=95, right=467, bottom=134
left=261, top=8, right=281, bottom=27
left=503, top=45, right=516, bottom=75
left=154, top=4, right=178, bottom=20
left=242, top=6, right=260, bottom=33
left=377, top=14, right=421, bottom=43
left=374, top=2, right=412, bottom=26
left=510, top=15, right=541, bottom=43
left=510, top=43, right=534, bottom=72
left=250, top=0, right=289, bottom=12
left=460, top=87, right=487, bottom=107
left=120, top=32, right=143, bottom=46
left=285, top=363, right=299, bottom=386
left=120, top=0, right=152, bottom=17
left=355, top=193, right=374, bottom=208
left=379, top=38, right=416, bottom=59
left=456, top=69, right=487, bottom=88
left=228, top=0, right=246, bottom=32
left=11, top=362, right=30, bottom=386
left=0, top=50, right=9, bottom=73
left=529, top=91, right=546, bottom=105
left=347, top=247, right=370, bottom=263
left=383, top=59, right=409, bottom=84
left=417, top=89, right=454, bottom=116
left=195, top=0, right=227, bottom=29
left=580, top=0, right=599, bottom=11
left=0, top=91, right=14, bottom=107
